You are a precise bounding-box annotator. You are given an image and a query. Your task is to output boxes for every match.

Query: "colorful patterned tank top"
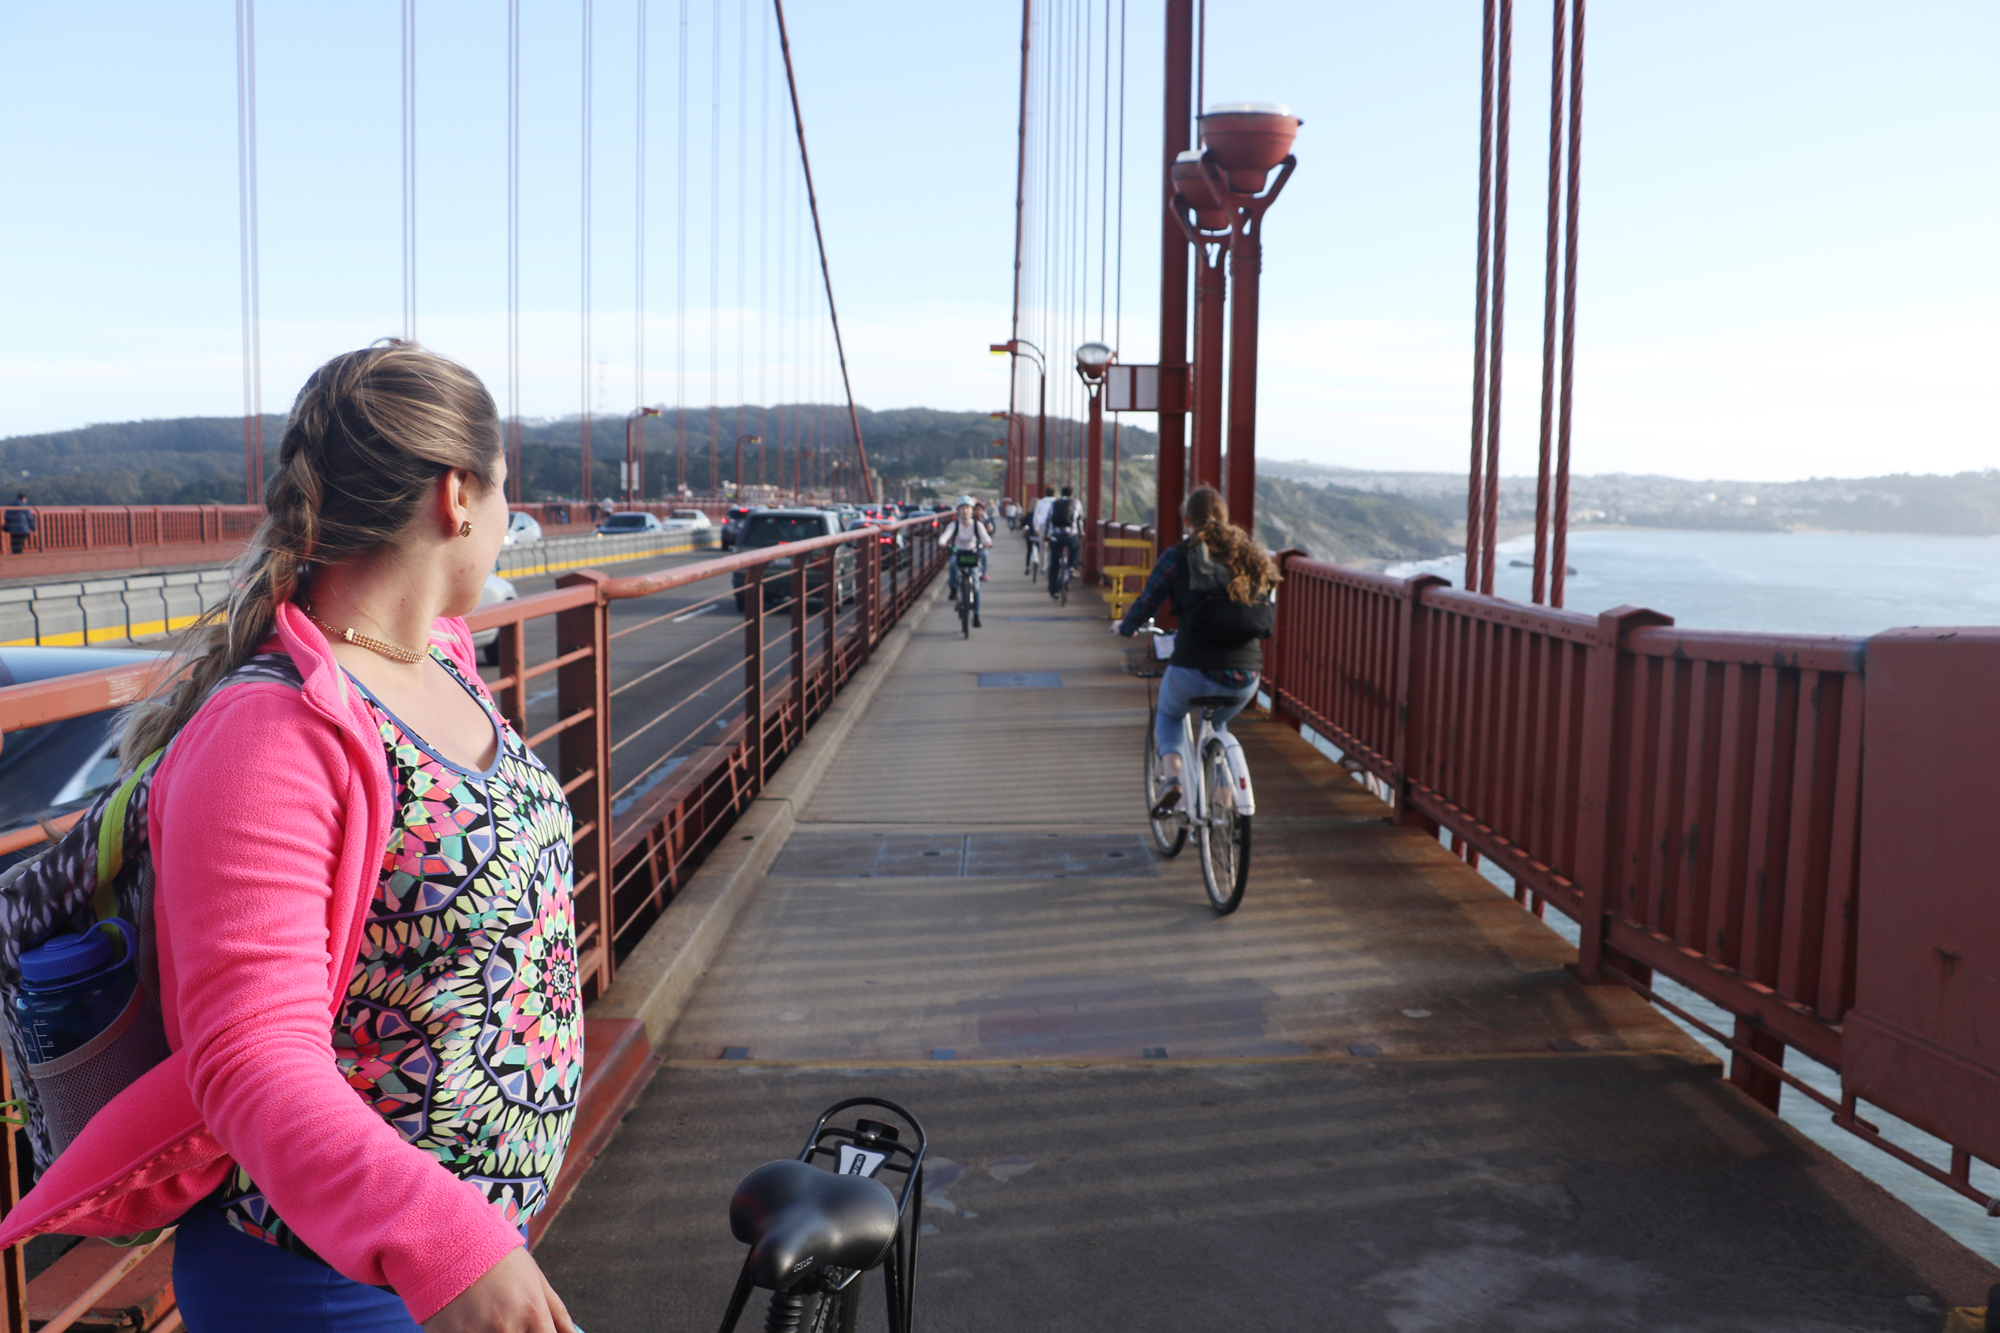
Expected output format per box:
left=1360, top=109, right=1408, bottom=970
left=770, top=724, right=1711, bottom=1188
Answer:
left=218, top=646, right=581, bottom=1257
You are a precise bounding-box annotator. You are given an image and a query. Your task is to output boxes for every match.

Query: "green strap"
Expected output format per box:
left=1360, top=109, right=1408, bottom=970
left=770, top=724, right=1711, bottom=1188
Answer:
left=93, top=749, right=164, bottom=922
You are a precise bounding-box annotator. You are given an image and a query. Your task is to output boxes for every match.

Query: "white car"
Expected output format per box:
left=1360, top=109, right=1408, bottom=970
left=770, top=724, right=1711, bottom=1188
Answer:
left=661, top=508, right=714, bottom=531
left=472, top=572, right=519, bottom=664
left=503, top=511, right=544, bottom=546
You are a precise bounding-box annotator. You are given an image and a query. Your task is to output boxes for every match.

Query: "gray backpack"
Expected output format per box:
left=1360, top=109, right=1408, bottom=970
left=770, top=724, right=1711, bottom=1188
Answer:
left=0, top=654, right=301, bottom=1173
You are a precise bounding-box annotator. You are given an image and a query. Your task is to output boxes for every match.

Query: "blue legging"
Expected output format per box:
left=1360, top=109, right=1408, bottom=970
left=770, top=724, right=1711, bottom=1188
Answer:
left=173, top=1197, right=421, bottom=1332
left=1155, top=665, right=1259, bottom=763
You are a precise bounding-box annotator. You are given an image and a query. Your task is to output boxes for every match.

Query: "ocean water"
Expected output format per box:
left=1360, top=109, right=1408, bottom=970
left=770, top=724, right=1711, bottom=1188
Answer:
left=1353, top=528, right=2000, bottom=1264
left=1387, top=528, right=2000, bottom=636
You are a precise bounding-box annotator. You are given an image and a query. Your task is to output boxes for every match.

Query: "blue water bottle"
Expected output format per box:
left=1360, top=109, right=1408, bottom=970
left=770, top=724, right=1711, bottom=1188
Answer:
left=15, top=919, right=141, bottom=1065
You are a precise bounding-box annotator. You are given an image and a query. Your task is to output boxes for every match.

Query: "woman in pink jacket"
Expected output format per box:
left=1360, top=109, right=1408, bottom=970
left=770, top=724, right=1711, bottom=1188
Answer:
left=14, top=344, right=581, bottom=1330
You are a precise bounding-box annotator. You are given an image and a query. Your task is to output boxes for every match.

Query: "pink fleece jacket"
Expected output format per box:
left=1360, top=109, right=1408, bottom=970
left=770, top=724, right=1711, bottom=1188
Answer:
left=0, top=603, right=528, bottom=1322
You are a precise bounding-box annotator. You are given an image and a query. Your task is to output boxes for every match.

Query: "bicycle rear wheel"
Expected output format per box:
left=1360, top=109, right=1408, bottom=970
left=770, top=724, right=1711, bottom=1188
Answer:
left=1197, top=737, right=1250, bottom=914
left=1145, top=707, right=1187, bottom=858
left=1058, top=550, right=1070, bottom=606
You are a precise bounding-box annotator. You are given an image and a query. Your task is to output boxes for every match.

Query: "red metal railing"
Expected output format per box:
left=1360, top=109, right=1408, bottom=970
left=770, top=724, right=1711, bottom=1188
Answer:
left=0, top=506, right=263, bottom=560
left=0, top=513, right=945, bottom=1329
left=1261, top=549, right=1993, bottom=1212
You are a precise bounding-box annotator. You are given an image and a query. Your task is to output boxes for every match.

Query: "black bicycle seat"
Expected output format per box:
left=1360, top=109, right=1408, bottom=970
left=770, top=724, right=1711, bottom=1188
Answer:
left=729, top=1159, right=899, bottom=1290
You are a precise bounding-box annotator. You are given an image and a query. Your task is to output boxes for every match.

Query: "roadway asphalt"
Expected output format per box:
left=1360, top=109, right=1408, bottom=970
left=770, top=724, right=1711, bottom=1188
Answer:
left=538, top=570, right=2000, bottom=1332
left=489, top=534, right=928, bottom=819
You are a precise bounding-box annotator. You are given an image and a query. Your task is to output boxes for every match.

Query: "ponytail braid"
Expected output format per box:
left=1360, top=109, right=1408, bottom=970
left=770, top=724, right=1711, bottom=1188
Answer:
left=117, top=341, right=501, bottom=766
left=1182, top=486, right=1279, bottom=604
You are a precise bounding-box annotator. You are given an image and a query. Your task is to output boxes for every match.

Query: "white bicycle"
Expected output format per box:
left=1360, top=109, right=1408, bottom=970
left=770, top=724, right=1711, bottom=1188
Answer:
left=1134, top=624, right=1255, bottom=914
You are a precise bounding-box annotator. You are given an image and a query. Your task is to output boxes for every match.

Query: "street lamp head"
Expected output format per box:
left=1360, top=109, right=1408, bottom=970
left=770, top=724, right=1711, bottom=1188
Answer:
left=1074, top=342, right=1114, bottom=382
left=1171, top=149, right=1233, bottom=231
left=989, top=342, right=1013, bottom=354
left=1199, top=102, right=1302, bottom=195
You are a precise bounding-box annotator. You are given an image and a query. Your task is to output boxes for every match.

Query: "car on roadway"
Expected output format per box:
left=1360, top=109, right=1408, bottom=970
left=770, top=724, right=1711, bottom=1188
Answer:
left=595, top=512, right=666, bottom=537
left=661, top=508, right=713, bottom=531
left=731, top=509, right=857, bottom=613
left=720, top=505, right=756, bottom=550
left=0, top=645, right=167, bottom=867
left=473, top=572, right=518, bottom=665
left=503, top=510, right=544, bottom=546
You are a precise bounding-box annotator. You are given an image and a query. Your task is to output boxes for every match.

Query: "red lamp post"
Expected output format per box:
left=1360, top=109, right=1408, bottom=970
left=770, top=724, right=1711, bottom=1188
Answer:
left=1169, top=150, right=1233, bottom=497
left=1196, top=103, right=1300, bottom=540
left=624, top=406, right=663, bottom=503
left=1074, top=341, right=1114, bottom=582
left=991, top=339, right=1048, bottom=496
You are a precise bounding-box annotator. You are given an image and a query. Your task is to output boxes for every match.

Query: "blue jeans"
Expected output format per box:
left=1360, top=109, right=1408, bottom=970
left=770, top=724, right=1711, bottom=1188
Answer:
left=1155, top=665, right=1259, bottom=764
left=173, top=1196, right=421, bottom=1331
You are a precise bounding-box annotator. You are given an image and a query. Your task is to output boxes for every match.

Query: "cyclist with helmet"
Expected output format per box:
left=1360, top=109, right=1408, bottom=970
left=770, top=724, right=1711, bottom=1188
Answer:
left=940, top=497, right=994, bottom=629
left=1042, top=485, right=1082, bottom=600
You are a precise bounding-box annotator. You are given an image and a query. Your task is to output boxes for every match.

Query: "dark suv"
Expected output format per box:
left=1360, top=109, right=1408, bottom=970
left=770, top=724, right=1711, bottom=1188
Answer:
left=731, top=509, right=858, bottom=613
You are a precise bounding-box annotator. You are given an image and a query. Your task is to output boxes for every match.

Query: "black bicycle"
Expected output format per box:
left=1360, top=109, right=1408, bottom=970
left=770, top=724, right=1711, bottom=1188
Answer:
left=1051, top=536, right=1075, bottom=606
left=953, top=548, right=981, bottom=637
left=716, top=1098, right=927, bottom=1333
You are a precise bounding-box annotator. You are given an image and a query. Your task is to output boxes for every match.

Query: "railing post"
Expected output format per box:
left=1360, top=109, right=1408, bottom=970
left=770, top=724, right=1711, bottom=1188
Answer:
left=821, top=547, right=838, bottom=692
left=498, top=619, right=529, bottom=738
left=1265, top=548, right=1309, bottom=730
left=791, top=558, right=808, bottom=745
left=555, top=569, right=614, bottom=1000
left=1395, top=574, right=1450, bottom=829
left=744, top=562, right=768, bottom=788
left=1574, top=604, right=1673, bottom=984
left=860, top=538, right=880, bottom=662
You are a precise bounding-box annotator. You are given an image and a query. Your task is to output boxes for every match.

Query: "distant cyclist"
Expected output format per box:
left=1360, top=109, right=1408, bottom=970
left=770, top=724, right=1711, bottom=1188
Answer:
left=940, top=497, right=993, bottom=628
left=1026, top=486, right=1054, bottom=576
left=1115, top=486, right=1279, bottom=816
left=1043, top=485, right=1081, bottom=600
left=972, top=500, right=996, bottom=581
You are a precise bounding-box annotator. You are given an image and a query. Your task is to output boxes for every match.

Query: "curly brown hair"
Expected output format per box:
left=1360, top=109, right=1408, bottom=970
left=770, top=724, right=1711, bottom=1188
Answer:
left=1182, top=486, right=1279, bottom=603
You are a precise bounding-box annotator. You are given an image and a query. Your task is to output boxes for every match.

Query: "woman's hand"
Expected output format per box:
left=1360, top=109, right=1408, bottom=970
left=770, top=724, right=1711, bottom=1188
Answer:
left=425, top=1246, right=576, bottom=1333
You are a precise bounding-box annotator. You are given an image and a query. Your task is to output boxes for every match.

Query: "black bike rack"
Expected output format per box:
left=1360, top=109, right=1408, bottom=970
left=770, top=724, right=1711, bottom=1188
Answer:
left=716, top=1097, right=927, bottom=1333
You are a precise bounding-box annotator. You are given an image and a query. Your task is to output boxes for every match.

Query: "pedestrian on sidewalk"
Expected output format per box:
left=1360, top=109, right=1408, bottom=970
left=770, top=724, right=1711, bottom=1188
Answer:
left=0, top=343, right=581, bottom=1333
left=4, top=493, right=34, bottom=554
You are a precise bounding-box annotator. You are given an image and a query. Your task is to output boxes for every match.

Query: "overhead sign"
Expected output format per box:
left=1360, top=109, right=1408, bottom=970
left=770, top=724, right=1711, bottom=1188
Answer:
left=1105, top=363, right=1187, bottom=414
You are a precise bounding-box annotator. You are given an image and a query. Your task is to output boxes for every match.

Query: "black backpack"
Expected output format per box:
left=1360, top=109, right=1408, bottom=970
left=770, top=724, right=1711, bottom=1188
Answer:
left=1180, top=540, right=1275, bottom=645
left=1048, top=497, right=1076, bottom=530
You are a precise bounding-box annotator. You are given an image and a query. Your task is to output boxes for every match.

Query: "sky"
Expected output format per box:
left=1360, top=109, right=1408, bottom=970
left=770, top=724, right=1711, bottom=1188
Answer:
left=0, top=1, right=1995, bottom=481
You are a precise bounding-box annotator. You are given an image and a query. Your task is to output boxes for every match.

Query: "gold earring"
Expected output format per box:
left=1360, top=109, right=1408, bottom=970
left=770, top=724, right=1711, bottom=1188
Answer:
left=458, top=520, right=473, bottom=538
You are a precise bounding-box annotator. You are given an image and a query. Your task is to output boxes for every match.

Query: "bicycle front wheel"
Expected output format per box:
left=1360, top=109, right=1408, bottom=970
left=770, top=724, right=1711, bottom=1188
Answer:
left=1197, top=737, right=1249, bottom=914
left=1145, top=707, right=1187, bottom=858
left=959, top=584, right=972, bottom=637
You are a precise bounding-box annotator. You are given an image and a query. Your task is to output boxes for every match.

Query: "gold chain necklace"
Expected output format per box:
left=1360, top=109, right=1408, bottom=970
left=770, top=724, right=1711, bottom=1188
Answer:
left=304, top=606, right=427, bottom=664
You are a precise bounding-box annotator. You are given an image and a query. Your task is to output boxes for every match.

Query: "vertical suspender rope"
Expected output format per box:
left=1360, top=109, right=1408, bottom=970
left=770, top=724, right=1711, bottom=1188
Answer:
left=676, top=0, right=688, bottom=494
left=1007, top=0, right=1032, bottom=500
left=771, top=0, right=875, bottom=501
left=1479, top=0, right=1513, bottom=597
left=1464, top=0, right=1497, bottom=594
left=581, top=0, right=595, bottom=503
left=710, top=0, right=722, bottom=495
left=636, top=0, right=649, bottom=500
left=401, top=0, right=417, bottom=343
left=1530, top=0, right=1567, bottom=605
left=234, top=0, right=263, bottom=504
left=1110, top=0, right=1125, bottom=521
left=759, top=0, right=770, bottom=490
left=736, top=0, right=749, bottom=490
left=1550, top=0, right=1587, bottom=609
left=507, top=0, right=522, bottom=501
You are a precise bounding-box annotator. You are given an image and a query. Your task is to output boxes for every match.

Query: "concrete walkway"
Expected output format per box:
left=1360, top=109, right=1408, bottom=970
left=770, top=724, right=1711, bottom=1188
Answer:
left=539, top=567, right=1999, bottom=1332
